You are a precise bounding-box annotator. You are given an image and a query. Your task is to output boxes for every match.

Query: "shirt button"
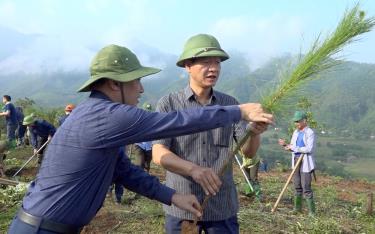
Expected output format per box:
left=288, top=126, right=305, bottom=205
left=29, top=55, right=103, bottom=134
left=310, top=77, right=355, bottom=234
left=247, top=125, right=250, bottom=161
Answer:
left=203, top=141, right=206, bottom=144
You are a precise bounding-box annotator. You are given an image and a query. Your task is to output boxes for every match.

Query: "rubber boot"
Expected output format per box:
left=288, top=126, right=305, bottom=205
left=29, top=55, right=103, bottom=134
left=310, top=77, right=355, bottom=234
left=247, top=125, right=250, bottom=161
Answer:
left=7, top=140, right=17, bottom=150
left=306, top=198, right=316, bottom=217
left=293, top=195, right=302, bottom=214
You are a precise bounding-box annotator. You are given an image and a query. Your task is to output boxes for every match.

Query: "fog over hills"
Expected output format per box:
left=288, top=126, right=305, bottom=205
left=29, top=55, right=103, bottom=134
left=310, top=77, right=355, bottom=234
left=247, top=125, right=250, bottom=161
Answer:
left=1, top=26, right=375, bottom=135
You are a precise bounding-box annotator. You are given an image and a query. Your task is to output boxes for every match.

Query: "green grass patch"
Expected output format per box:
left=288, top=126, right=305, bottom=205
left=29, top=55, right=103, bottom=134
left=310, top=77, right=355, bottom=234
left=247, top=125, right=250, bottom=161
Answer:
left=345, top=158, right=375, bottom=180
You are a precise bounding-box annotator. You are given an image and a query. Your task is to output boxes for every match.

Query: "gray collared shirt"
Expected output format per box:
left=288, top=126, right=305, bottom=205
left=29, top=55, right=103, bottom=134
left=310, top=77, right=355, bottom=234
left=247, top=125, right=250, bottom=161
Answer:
left=154, top=86, right=246, bottom=221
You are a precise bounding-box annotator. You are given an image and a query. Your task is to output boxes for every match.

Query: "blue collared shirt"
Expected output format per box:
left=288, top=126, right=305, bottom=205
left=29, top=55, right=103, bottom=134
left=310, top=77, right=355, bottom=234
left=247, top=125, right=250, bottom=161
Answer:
left=294, top=131, right=305, bottom=157
left=21, top=90, right=241, bottom=227
left=3, top=102, right=17, bottom=125
left=135, top=141, right=152, bottom=151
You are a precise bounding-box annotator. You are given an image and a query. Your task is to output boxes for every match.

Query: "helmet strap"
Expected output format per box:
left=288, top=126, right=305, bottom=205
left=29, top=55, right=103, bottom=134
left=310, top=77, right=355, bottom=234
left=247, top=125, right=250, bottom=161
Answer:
left=119, top=82, right=126, bottom=104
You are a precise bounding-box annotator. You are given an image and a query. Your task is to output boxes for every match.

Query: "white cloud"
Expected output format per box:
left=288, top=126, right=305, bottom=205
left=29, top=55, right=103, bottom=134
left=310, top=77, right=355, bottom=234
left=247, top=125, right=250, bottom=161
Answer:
left=210, top=15, right=305, bottom=68
left=0, top=0, right=15, bottom=17
left=84, top=0, right=111, bottom=14
left=0, top=35, right=94, bottom=74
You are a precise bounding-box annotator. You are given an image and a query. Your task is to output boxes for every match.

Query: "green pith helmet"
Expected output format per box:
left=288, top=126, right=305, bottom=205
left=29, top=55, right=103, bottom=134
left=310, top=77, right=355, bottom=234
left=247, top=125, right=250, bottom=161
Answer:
left=176, top=34, right=229, bottom=67
left=292, top=111, right=307, bottom=122
left=142, top=102, right=152, bottom=111
left=78, top=44, right=161, bottom=92
left=23, top=113, right=36, bottom=125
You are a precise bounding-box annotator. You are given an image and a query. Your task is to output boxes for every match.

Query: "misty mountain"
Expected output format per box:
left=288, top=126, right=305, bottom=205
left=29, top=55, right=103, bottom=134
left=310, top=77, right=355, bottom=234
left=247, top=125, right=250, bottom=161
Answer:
left=1, top=32, right=375, bottom=135
left=0, top=26, right=39, bottom=61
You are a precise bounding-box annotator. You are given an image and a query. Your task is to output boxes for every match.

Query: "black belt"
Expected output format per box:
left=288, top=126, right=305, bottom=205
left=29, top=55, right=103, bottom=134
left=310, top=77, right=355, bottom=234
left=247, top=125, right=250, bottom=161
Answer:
left=17, top=208, right=82, bottom=234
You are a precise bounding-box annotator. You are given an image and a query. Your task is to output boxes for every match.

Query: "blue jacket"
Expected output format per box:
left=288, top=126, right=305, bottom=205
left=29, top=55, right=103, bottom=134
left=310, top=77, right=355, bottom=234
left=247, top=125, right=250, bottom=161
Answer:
left=58, top=114, right=69, bottom=126
left=29, top=120, right=56, bottom=149
left=21, top=90, right=241, bottom=227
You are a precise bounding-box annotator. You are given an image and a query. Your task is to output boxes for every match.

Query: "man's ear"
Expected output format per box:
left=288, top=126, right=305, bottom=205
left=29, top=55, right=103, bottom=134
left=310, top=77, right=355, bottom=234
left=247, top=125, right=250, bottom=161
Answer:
left=184, top=60, right=192, bottom=73
left=108, top=80, right=121, bottom=90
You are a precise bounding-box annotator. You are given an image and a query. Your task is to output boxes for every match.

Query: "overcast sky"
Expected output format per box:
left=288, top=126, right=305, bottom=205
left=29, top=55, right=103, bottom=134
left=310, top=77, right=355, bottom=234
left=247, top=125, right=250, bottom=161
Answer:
left=1, top=0, right=374, bottom=73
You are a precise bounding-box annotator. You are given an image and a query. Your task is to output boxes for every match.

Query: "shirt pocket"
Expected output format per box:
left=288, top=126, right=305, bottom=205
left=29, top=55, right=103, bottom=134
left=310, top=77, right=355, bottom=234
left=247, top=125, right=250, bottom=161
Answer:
left=212, top=126, right=232, bottom=147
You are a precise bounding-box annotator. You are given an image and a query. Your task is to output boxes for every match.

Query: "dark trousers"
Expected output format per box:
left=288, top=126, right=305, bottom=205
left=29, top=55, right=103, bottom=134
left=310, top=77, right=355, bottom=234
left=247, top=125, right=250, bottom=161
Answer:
left=17, top=123, right=27, bottom=139
left=165, top=215, right=239, bottom=234
left=37, top=137, right=49, bottom=164
left=293, top=157, right=313, bottom=199
left=7, top=124, right=17, bottom=141
left=109, top=182, right=124, bottom=203
left=133, top=145, right=152, bottom=172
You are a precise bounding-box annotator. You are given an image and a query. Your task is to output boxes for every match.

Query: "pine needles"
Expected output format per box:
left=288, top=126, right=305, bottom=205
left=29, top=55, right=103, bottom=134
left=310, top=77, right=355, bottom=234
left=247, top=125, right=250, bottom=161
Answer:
left=262, top=3, right=375, bottom=114
left=188, top=4, right=375, bottom=232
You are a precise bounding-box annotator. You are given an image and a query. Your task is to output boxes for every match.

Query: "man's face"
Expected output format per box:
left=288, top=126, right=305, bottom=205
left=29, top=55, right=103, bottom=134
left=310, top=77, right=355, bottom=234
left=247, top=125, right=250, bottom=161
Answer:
left=121, top=79, right=144, bottom=105
left=185, top=57, right=221, bottom=89
left=2, top=97, right=6, bottom=104
left=295, top=119, right=307, bottom=130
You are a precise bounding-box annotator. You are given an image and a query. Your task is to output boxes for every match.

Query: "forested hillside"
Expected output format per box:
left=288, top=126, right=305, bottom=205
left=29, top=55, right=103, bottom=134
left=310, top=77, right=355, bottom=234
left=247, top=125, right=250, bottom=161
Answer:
left=1, top=52, right=374, bottom=136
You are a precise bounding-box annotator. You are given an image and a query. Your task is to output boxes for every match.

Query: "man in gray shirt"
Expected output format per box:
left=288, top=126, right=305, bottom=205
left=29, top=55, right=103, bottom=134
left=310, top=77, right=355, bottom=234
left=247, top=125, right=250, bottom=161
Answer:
left=153, top=34, right=272, bottom=233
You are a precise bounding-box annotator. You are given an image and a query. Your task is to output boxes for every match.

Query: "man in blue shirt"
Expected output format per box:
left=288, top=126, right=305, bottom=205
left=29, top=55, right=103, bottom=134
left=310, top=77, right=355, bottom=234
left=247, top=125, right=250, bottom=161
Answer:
left=133, top=141, right=152, bottom=172
left=8, top=44, right=273, bottom=234
left=0, top=95, right=18, bottom=148
left=23, top=113, right=56, bottom=166
left=133, top=103, right=153, bottom=172
left=108, top=147, right=127, bottom=204
left=278, top=111, right=316, bottom=217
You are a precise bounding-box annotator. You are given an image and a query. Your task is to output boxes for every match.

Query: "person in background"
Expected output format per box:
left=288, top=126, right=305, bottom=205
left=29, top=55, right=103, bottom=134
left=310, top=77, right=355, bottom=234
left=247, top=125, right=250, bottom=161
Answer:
left=133, top=102, right=153, bottom=172
left=22, top=113, right=56, bottom=166
left=108, top=147, right=126, bottom=204
left=58, top=104, right=75, bottom=126
left=15, top=106, right=26, bottom=147
left=278, top=110, right=317, bottom=217
left=241, top=154, right=262, bottom=200
left=0, top=141, right=7, bottom=177
left=259, top=158, right=268, bottom=172
left=0, top=95, right=18, bottom=149
left=8, top=44, right=271, bottom=234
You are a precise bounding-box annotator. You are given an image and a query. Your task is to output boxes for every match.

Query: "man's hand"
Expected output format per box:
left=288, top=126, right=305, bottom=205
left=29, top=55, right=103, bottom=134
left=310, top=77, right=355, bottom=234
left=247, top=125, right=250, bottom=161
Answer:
left=171, top=193, right=202, bottom=218
left=248, top=122, right=269, bottom=135
left=284, top=144, right=292, bottom=151
left=33, top=148, right=38, bottom=154
left=278, top=138, right=286, bottom=146
left=189, top=165, right=222, bottom=196
left=238, top=103, right=273, bottom=124
left=278, top=139, right=292, bottom=151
